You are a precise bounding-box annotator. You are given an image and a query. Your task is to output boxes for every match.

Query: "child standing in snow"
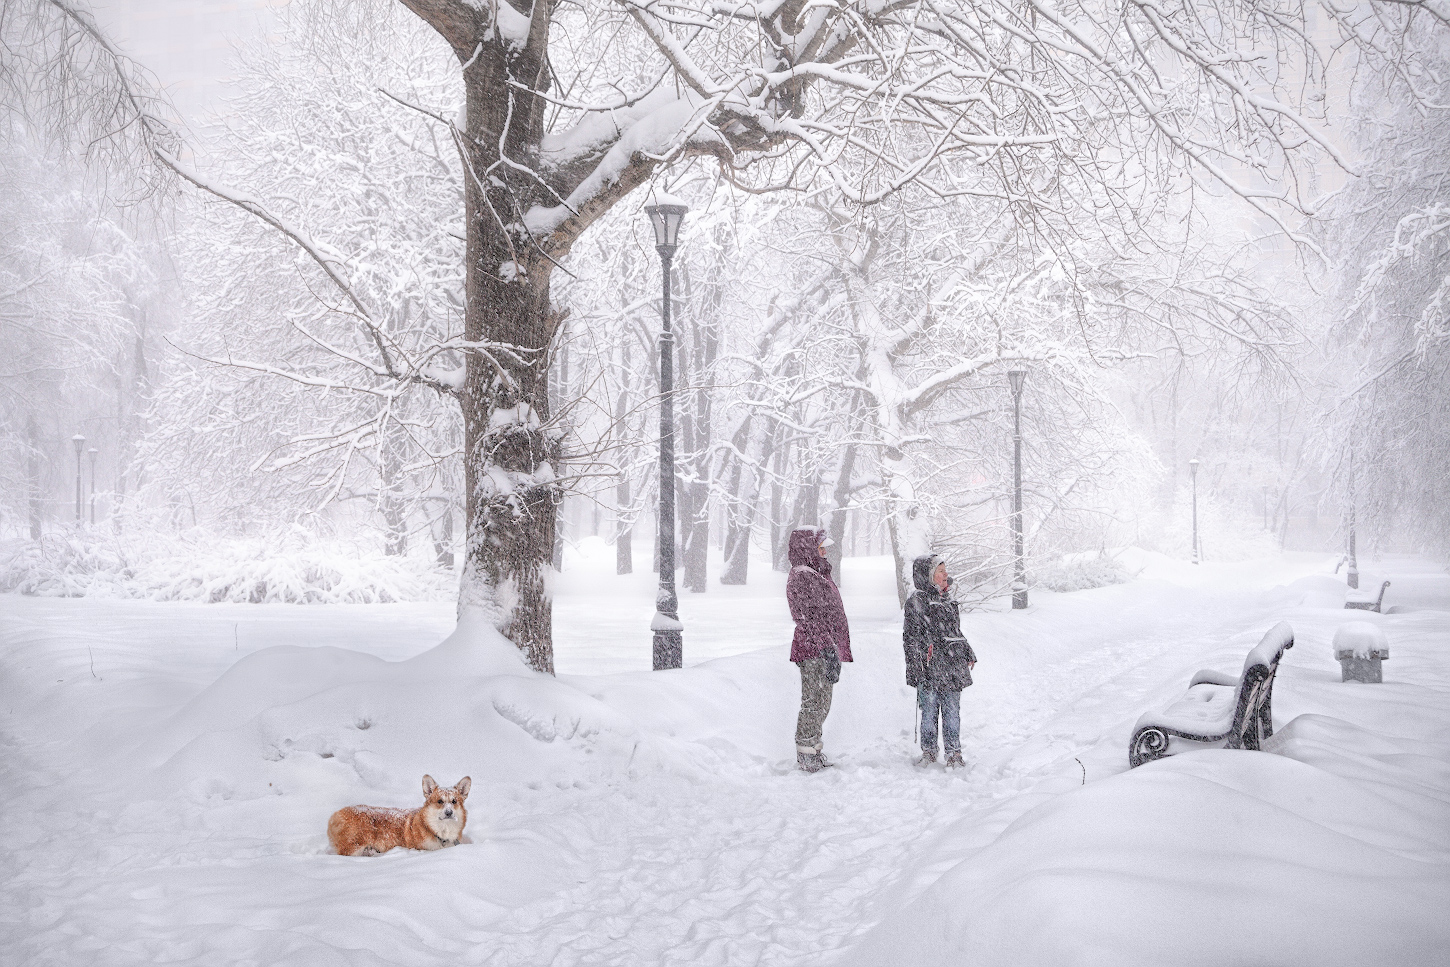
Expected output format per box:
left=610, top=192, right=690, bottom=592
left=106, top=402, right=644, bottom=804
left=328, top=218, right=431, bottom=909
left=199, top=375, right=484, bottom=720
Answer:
left=903, top=554, right=976, bottom=767
left=786, top=527, right=853, bottom=773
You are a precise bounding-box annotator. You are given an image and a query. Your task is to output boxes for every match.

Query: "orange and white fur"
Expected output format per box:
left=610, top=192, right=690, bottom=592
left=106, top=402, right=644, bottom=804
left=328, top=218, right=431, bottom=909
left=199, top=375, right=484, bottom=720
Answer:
left=328, top=775, right=471, bottom=856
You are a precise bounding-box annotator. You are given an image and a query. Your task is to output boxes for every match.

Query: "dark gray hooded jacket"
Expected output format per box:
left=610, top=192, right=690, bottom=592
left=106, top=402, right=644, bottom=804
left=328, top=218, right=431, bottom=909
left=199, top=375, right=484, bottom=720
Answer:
left=902, top=554, right=977, bottom=691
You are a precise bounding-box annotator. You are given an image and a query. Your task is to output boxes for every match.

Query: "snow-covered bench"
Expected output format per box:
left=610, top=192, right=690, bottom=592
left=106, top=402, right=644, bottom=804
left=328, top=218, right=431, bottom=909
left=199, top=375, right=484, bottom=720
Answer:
left=1333, top=621, right=1390, bottom=683
left=1344, top=580, right=1391, bottom=613
left=1128, top=622, right=1294, bottom=768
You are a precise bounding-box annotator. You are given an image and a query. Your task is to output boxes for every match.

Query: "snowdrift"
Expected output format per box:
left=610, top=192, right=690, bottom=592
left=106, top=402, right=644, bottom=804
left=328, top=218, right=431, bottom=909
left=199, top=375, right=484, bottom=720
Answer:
left=3, top=551, right=1448, bottom=966
left=839, top=714, right=1450, bottom=967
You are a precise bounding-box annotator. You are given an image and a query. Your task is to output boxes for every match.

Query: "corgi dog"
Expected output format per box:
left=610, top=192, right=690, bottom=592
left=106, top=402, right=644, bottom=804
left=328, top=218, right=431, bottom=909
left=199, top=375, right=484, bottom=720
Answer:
left=328, top=775, right=471, bottom=856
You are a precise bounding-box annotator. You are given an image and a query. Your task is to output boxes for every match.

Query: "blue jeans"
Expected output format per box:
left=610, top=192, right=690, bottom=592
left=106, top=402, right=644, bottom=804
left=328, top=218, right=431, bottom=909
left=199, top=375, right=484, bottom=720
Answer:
left=918, top=687, right=961, bottom=755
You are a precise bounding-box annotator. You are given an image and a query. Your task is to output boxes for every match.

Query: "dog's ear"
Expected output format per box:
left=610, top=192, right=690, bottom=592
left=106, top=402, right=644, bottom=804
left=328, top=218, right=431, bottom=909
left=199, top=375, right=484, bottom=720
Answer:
left=422, top=775, right=438, bottom=796
left=455, top=776, right=471, bottom=800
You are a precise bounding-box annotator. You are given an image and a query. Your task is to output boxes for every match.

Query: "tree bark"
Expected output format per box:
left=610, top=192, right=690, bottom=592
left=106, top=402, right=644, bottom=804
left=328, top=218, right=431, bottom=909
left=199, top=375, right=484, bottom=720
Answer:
left=397, top=0, right=802, bottom=669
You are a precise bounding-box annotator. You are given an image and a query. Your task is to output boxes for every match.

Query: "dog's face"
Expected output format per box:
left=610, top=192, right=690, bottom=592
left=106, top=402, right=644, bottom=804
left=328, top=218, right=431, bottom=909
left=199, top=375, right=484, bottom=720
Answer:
left=420, top=775, right=471, bottom=841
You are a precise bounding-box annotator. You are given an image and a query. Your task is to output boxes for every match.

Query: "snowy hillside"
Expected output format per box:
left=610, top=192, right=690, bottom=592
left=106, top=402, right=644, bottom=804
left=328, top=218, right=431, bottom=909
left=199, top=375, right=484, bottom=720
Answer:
left=2, top=546, right=1447, bottom=965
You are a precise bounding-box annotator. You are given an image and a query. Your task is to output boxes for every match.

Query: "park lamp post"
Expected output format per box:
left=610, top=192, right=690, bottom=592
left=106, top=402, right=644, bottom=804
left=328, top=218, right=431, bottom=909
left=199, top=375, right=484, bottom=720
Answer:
left=72, top=434, right=85, bottom=523
left=1008, top=369, right=1028, bottom=609
left=1189, top=458, right=1200, bottom=565
left=1346, top=449, right=1359, bottom=590
left=88, top=447, right=98, bottom=525
left=645, top=194, right=687, bottom=671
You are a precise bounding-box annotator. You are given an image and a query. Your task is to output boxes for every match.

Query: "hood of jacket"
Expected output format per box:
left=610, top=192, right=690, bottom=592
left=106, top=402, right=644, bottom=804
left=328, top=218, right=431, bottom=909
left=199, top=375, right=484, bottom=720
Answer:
left=788, top=528, right=831, bottom=576
left=912, top=554, right=946, bottom=594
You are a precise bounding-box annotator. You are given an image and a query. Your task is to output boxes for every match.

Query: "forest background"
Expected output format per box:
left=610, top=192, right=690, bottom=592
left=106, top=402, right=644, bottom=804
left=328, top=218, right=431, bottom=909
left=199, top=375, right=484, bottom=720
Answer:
left=2, top=0, right=1447, bottom=672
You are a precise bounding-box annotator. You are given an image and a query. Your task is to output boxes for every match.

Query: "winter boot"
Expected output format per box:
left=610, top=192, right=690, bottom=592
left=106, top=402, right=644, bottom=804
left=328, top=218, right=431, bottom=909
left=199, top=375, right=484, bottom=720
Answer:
left=914, top=750, right=937, bottom=767
left=945, top=752, right=965, bottom=768
left=797, top=746, right=824, bottom=774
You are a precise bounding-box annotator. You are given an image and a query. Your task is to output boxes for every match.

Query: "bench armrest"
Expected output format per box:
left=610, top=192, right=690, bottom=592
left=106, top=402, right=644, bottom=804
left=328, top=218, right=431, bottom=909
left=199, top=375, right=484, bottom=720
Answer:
left=1189, top=669, right=1240, bottom=688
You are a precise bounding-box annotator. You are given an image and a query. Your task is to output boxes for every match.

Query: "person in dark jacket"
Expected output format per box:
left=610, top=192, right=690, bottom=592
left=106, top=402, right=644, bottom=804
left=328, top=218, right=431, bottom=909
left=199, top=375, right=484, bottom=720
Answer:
left=903, top=554, right=976, bottom=767
left=786, top=527, right=853, bottom=772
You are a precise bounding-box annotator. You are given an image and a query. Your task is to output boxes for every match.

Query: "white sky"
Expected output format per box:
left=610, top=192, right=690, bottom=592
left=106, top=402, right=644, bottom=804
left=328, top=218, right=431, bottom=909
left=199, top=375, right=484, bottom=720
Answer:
left=87, top=0, right=286, bottom=126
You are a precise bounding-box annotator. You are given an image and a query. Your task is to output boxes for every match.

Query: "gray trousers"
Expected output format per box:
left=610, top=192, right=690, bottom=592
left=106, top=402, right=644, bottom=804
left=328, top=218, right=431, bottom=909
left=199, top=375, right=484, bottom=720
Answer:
left=794, top=658, right=835, bottom=751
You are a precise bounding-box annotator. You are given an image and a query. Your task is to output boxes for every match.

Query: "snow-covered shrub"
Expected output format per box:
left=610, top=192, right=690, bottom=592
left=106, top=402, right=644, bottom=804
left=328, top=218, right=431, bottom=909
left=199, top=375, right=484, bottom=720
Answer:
left=1029, top=552, right=1135, bottom=592
left=0, top=527, right=456, bottom=603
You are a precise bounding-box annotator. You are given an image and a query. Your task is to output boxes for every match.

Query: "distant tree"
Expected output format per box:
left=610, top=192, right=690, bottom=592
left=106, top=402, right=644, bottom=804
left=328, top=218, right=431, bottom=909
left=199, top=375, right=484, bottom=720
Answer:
left=1318, top=35, right=1450, bottom=555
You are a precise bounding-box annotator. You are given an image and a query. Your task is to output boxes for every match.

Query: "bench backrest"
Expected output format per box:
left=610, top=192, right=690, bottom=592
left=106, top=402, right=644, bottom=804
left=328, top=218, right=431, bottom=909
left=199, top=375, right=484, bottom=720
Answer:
left=1227, top=621, right=1294, bottom=750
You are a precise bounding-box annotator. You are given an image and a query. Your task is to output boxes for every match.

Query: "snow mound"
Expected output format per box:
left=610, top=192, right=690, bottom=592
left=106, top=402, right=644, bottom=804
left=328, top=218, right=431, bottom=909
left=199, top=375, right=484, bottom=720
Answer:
left=1333, top=621, right=1390, bottom=659
left=841, top=715, right=1450, bottom=967
left=132, top=612, right=655, bottom=813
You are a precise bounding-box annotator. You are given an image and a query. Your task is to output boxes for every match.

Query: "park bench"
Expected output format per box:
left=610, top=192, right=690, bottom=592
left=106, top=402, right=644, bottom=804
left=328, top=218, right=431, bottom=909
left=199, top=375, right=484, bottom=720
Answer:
left=1333, top=621, right=1390, bottom=683
left=1344, top=580, right=1391, bottom=612
left=1129, top=622, right=1294, bottom=768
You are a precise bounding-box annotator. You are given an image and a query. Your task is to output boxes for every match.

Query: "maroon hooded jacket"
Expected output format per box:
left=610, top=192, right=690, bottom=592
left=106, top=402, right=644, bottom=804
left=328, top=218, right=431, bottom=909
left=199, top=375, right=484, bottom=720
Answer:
left=786, top=528, right=854, bottom=664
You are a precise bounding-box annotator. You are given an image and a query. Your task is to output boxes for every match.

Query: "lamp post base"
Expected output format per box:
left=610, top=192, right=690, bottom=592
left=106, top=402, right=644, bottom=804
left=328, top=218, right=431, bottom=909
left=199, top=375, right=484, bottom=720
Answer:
left=652, top=629, right=682, bottom=670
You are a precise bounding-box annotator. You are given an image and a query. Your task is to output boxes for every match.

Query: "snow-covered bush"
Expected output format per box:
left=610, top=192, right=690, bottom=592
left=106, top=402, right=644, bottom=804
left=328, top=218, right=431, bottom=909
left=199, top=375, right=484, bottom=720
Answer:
left=1029, top=553, right=1135, bottom=593
left=0, top=527, right=455, bottom=603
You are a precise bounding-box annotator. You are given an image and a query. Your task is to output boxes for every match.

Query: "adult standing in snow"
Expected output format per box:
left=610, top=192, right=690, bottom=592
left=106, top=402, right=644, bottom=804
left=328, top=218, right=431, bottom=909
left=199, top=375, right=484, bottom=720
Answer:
left=787, top=527, right=853, bottom=773
left=903, top=554, right=976, bottom=767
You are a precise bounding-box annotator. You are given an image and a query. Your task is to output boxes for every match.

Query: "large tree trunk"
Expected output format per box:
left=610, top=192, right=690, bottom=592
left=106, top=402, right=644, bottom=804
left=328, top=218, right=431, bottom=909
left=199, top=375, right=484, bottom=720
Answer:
left=440, top=10, right=564, bottom=672
left=398, top=0, right=715, bottom=670
left=401, top=1, right=627, bottom=671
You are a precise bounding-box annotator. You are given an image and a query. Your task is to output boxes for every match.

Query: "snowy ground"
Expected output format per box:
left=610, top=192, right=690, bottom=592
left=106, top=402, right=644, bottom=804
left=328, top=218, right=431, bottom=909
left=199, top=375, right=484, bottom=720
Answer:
left=1, top=542, right=1448, bottom=966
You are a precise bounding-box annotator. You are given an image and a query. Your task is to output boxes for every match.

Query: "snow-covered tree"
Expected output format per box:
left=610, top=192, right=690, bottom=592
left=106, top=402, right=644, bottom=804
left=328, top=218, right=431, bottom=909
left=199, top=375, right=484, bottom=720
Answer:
left=10, top=0, right=1446, bottom=670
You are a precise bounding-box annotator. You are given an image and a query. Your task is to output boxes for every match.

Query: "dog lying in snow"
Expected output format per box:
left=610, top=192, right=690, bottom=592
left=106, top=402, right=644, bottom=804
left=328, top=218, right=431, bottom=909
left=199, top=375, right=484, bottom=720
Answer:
left=328, top=775, right=471, bottom=856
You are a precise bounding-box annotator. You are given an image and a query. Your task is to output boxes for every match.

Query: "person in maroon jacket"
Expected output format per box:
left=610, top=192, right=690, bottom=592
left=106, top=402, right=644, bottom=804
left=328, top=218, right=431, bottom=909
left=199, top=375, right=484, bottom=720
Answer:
left=786, top=527, right=853, bottom=772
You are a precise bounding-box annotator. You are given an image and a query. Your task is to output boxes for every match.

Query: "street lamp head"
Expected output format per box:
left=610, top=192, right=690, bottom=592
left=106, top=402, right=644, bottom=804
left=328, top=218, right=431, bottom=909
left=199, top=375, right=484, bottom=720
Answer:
left=72, top=433, right=85, bottom=455
left=644, top=193, right=688, bottom=257
left=1189, top=457, right=1199, bottom=478
left=1007, top=369, right=1026, bottom=397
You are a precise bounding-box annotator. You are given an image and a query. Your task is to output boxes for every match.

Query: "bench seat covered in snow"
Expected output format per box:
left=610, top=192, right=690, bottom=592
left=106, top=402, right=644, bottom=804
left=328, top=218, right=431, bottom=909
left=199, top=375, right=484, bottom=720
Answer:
left=1345, top=580, right=1391, bottom=612
left=1128, top=622, right=1294, bottom=768
left=1333, top=621, right=1390, bottom=683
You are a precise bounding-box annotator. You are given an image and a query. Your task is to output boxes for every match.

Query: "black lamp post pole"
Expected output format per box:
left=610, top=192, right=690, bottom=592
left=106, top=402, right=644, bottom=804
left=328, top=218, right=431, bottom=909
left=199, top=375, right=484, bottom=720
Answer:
left=1009, top=371, right=1027, bottom=610
left=646, top=203, right=686, bottom=671
left=72, top=434, right=85, bottom=523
